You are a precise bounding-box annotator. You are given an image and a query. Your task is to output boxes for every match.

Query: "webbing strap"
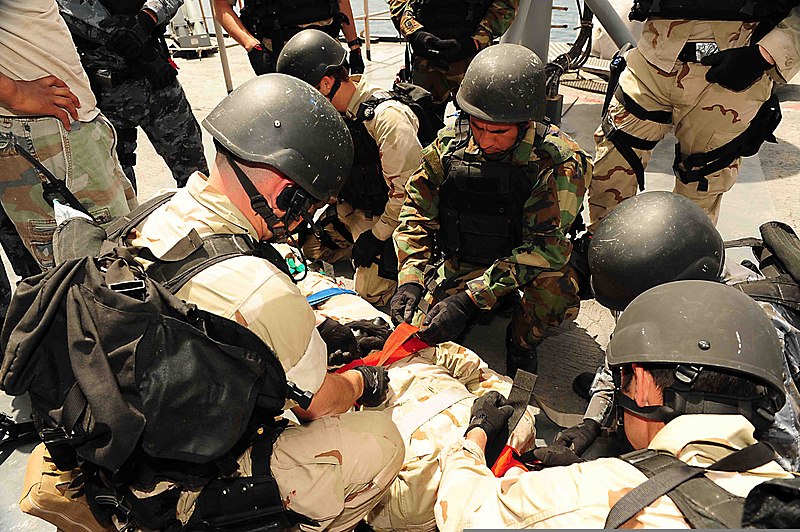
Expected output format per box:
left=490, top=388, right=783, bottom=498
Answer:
left=395, top=387, right=474, bottom=442
left=484, top=370, right=537, bottom=468
left=615, top=87, right=672, bottom=124
left=106, top=192, right=175, bottom=241
left=306, top=287, right=358, bottom=307
left=602, top=113, right=658, bottom=191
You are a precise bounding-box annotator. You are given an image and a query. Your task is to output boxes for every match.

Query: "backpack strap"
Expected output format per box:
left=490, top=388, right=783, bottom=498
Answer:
left=607, top=442, right=777, bottom=529
left=106, top=192, right=176, bottom=241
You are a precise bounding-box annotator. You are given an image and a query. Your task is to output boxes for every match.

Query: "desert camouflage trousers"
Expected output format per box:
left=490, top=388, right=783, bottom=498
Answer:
left=0, top=114, right=136, bottom=270
left=414, top=258, right=581, bottom=349
left=588, top=47, right=775, bottom=230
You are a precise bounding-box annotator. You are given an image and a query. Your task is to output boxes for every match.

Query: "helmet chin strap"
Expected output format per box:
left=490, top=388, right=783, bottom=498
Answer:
left=225, top=152, right=288, bottom=241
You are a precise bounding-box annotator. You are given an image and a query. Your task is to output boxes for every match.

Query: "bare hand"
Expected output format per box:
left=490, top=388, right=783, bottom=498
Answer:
left=7, top=76, right=80, bottom=130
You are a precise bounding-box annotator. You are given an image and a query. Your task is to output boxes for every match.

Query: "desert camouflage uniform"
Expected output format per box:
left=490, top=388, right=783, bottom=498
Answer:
left=57, top=0, right=208, bottom=189
left=388, top=0, right=518, bottom=106
left=127, top=173, right=404, bottom=530
left=395, top=121, right=592, bottom=348
left=435, top=414, right=792, bottom=530
left=589, top=9, right=800, bottom=229
left=286, top=263, right=537, bottom=531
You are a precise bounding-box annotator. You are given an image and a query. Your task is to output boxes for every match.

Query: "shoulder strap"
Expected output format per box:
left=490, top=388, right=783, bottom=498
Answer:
left=607, top=442, right=777, bottom=529
left=106, top=192, right=175, bottom=242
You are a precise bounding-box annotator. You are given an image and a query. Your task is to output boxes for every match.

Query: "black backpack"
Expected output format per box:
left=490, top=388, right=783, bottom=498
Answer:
left=0, top=197, right=314, bottom=530
left=357, top=81, right=446, bottom=147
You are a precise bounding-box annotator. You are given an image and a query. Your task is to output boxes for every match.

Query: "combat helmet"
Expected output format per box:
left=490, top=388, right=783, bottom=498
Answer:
left=202, top=73, right=353, bottom=202
left=589, top=191, right=724, bottom=311
left=276, top=29, right=348, bottom=88
left=607, top=280, right=786, bottom=430
left=455, top=43, right=546, bottom=123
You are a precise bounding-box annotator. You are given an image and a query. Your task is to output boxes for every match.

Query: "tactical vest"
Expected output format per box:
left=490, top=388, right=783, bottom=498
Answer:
left=630, top=0, right=799, bottom=22
left=339, top=118, right=389, bottom=216
left=240, top=0, right=340, bottom=40
left=436, top=142, right=536, bottom=266
left=99, top=0, right=143, bottom=15
left=415, top=0, right=494, bottom=40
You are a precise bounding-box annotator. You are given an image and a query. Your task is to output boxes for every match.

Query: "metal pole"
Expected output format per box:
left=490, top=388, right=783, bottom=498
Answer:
left=502, top=0, right=552, bottom=63
left=584, top=0, right=637, bottom=49
left=363, top=0, right=371, bottom=61
left=209, top=0, right=234, bottom=93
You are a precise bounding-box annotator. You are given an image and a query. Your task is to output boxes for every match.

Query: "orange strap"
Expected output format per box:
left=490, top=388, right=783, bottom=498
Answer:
left=491, top=445, right=529, bottom=477
left=335, top=322, right=429, bottom=373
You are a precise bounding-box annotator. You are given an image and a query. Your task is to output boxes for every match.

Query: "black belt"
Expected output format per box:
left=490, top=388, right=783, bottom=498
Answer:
left=678, top=42, right=720, bottom=63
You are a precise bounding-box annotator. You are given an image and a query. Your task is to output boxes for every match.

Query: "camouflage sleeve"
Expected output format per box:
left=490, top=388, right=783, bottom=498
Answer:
left=759, top=6, right=800, bottom=82
left=473, top=0, right=519, bottom=49
left=394, top=128, right=451, bottom=286
left=55, top=0, right=112, bottom=44
left=142, top=0, right=185, bottom=25
left=389, top=0, right=425, bottom=37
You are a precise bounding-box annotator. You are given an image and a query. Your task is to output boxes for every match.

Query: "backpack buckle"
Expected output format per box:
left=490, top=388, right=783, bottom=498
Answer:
left=109, top=279, right=147, bottom=301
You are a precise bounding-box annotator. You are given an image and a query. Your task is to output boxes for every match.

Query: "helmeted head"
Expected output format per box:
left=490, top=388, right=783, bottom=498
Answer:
left=589, top=191, right=725, bottom=311
left=456, top=43, right=546, bottom=124
left=276, top=29, right=348, bottom=88
left=607, top=280, right=786, bottom=443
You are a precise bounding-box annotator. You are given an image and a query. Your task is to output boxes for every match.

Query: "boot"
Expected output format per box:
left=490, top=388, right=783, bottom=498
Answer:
left=505, top=324, right=538, bottom=377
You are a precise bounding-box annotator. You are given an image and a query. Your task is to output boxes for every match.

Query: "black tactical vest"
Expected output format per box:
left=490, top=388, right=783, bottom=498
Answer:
left=99, top=0, right=144, bottom=15
left=240, top=0, right=340, bottom=39
left=339, top=119, right=388, bottom=216
left=436, top=145, right=536, bottom=266
left=415, top=0, right=495, bottom=40
left=630, top=0, right=799, bottom=22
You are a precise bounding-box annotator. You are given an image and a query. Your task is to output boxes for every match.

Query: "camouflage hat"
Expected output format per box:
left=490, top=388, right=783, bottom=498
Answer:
left=202, top=73, right=353, bottom=201
left=455, top=43, right=546, bottom=123
left=276, top=29, right=348, bottom=88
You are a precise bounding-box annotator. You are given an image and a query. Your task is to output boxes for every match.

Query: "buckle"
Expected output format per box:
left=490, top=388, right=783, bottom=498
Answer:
left=675, top=364, right=703, bottom=385
left=621, top=447, right=659, bottom=465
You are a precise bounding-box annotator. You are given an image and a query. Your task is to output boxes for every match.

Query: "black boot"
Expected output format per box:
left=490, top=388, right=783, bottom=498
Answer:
left=505, top=325, right=538, bottom=377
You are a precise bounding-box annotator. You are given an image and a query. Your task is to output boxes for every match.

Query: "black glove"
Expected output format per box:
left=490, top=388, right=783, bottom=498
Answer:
left=248, top=44, right=275, bottom=75
left=138, top=45, right=177, bottom=90
left=108, top=12, right=155, bottom=59
left=317, top=317, right=360, bottom=366
left=553, top=418, right=601, bottom=456
left=354, top=366, right=390, bottom=407
left=532, top=445, right=584, bottom=467
left=349, top=47, right=365, bottom=74
left=702, top=45, right=772, bottom=92
left=466, top=391, right=514, bottom=442
left=417, top=291, right=478, bottom=345
left=437, top=36, right=478, bottom=63
left=345, top=317, right=392, bottom=354
left=389, top=283, right=423, bottom=325
left=407, top=30, right=458, bottom=62
left=351, top=231, right=385, bottom=268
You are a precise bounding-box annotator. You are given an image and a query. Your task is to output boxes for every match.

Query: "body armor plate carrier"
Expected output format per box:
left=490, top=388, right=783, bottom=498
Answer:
left=240, top=0, right=341, bottom=42
left=339, top=119, right=389, bottom=216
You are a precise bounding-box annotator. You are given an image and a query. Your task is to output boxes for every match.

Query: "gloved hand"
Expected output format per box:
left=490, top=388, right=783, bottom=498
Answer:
left=248, top=44, right=275, bottom=75
left=407, top=30, right=458, bottom=62
left=317, top=317, right=360, bottom=367
left=354, top=366, right=390, bottom=407
left=552, top=418, right=601, bottom=456
left=466, top=391, right=514, bottom=442
left=349, top=47, right=365, bottom=74
left=532, top=445, right=584, bottom=467
left=702, top=45, right=772, bottom=92
left=137, top=45, right=177, bottom=90
left=107, top=11, right=156, bottom=59
left=389, top=283, right=423, bottom=325
left=345, top=317, right=392, bottom=354
left=417, top=291, right=478, bottom=345
left=351, top=230, right=385, bottom=268
left=437, top=36, right=478, bottom=63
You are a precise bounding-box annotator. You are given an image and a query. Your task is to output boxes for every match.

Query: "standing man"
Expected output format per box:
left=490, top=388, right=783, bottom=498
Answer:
left=588, top=3, right=800, bottom=230
left=213, top=0, right=366, bottom=76
left=277, top=29, right=423, bottom=306
left=391, top=44, right=592, bottom=376
left=57, top=0, right=208, bottom=189
left=388, top=0, right=518, bottom=118
left=435, top=280, right=793, bottom=529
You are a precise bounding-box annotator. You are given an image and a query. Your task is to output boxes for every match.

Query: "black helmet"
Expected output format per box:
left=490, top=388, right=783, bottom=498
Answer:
left=202, top=73, right=353, bottom=201
left=607, top=280, right=786, bottom=428
left=589, top=191, right=724, bottom=311
left=455, top=43, right=546, bottom=123
left=276, top=29, right=347, bottom=88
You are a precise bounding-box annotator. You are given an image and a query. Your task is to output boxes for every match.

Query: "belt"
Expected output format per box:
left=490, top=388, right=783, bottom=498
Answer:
left=678, top=42, right=720, bottom=63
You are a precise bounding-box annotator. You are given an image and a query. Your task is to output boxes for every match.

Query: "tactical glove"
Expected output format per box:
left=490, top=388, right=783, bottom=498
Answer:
left=532, top=445, right=584, bottom=467
left=345, top=317, right=392, bottom=354
left=417, top=291, right=478, bottom=345
left=407, top=30, right=458, bottom=62
left=553, top=418, right=601, bottom=456
left=349, top=47, right=365, bottom=75
left=466, top=391, right=514, bottom=442
left=354, top=366, right=390, bottom=407
left=351, top=231, right=385, bottom=268
left=108, top=12, right=156, bottom=59
left=389, top=283, right=423, bottom=325
left=702, top=45, right=772, bottom=92
left=437, top=36, right=478, bottom=63
left=248, top=44, right=275, bottom=76
left=317, top=317, right=360, bottom=366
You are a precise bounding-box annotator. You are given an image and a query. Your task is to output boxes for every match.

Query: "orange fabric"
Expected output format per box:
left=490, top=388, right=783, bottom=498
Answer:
left=491, top=445, right=528, bottom=477
left=335, top=323, right=429, bottom=373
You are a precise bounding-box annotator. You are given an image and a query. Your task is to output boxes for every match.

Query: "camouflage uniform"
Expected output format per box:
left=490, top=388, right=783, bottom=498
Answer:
left=435, top=415, right=792, bottom=530
left=388, top=0, right=519, bottom=106
left=57, top=0, right=208, bottom=188
left=589, top=9, right=800, bottom=229
left=287, top=261, right=537, bottom=531
left=395, top=121, right=592, bottom=348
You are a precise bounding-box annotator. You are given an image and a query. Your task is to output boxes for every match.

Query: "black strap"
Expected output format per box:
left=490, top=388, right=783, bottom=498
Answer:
left=225, top=153, right=287, bottom=241
left=106, top=192, right=175, bottom=241
left=615, top=87, right=672, bottom=124
left=485, top=370, right=536, bottom=466
left=602, top=113, right=658, bottom=191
